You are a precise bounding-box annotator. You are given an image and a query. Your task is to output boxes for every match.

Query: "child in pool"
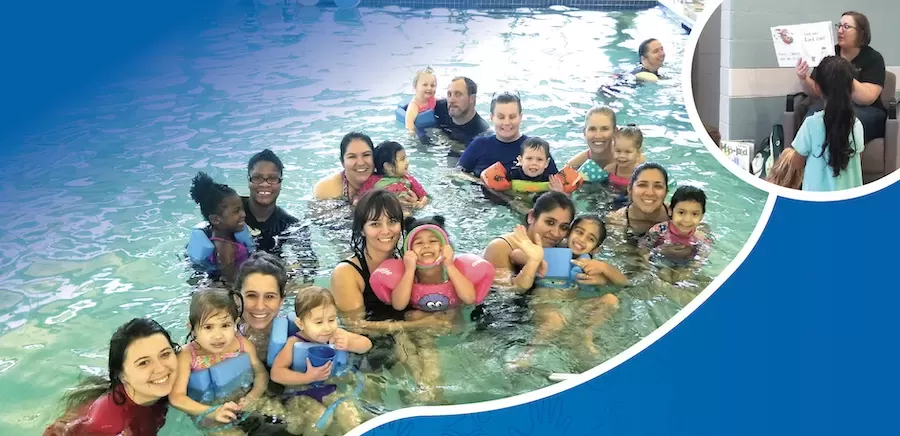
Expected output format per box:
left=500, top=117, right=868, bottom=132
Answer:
left=271, top=286, right=372, bottom=435
left=357, top=141, right=428, bottom=215
left=639, top=185, right=712, bottom=284
left=393, top=215, right=478, bottom=319
left=170, top=288, right=269, bottom=436
left=509, top=216, right=628, bottom=367
left=507, top=137, right=560, bottom=192
left=404, top=66, right=438, bottom=132
left=603, top=125, right=644, bottom=190
left=190, top=172, right=252, bottom=283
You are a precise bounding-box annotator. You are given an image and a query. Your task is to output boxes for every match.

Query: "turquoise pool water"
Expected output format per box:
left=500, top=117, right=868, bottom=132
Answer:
left=0, top=3, right=767, bottom=434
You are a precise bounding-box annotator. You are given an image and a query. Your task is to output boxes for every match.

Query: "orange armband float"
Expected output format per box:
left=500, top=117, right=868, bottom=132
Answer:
left=480, top=161, right=512, bottom=191
left=552, top=165, right=584, bottom=194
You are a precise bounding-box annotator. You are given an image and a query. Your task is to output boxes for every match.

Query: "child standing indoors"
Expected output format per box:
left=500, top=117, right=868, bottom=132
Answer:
left=357, top=141, right=428, bottom=214
left=604, top=125, right=644, bottom=190
left=189, top=172, right=254, bottom=283
left=170, top=288, right=269, bottom=436
left=271, top=286, right=372, bottom=435
left=791, top=55, right=866, bottom=191
left=404, top=67, right=438, bottom=133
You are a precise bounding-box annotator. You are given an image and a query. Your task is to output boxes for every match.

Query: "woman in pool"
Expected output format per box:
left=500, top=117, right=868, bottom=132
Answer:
left=235, top=252, right=290, bottom=365
left=605, top=162, right=671, bottom=237
left=44, top=318, right=179, bottom=436
left=508, top=215, right=627, bottom=366
left=330, top=189, right=454, bottom=403
left=565, top=106, right=645, bottom=183
left=313, top=132, right=376, bottom=204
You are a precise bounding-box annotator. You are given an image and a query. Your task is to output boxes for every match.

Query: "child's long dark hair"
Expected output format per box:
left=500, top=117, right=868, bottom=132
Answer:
left=813, top=56, right=859, bottom=177
left=190, top=172, right=238, bottom=221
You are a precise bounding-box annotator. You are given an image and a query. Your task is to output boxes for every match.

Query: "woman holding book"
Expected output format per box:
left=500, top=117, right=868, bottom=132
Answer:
left=794, top=11, right=887, bottom=143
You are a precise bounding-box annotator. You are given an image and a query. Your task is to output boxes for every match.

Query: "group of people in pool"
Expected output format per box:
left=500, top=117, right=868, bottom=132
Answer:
left=44, top=40, right=706, bottom=436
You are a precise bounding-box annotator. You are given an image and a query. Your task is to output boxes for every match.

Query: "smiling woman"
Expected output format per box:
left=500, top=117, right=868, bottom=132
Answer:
left=43, top=318, right=179, bottom=436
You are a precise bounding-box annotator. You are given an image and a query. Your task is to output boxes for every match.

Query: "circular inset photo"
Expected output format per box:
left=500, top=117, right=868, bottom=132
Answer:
left=682, top=0, right=899, bottom=201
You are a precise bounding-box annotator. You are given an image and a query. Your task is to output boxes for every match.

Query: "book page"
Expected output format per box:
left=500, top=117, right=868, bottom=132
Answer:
left=770, top=21, right=835, bottom=68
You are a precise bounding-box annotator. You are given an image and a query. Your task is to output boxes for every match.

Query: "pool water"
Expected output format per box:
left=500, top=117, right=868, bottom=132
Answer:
left=0, top=3, right=767, bottom=435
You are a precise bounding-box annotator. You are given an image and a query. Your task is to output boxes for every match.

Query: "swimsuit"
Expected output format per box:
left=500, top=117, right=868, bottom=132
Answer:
left=43, top=386, right=168, bottom=436
left=607, top=164, right=630, bottom=189
left=283, top=333, right=339, bottom=403
left=418, top=96, right=436, bottom=113
left=207, top=237, right=250, bottom=271
left=189, top=336, right=247, bottom=371
left=639, top=221, right=711, bottom=266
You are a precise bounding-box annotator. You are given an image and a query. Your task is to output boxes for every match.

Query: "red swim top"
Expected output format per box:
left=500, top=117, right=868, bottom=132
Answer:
left=43, top=386, right=169, bottom=436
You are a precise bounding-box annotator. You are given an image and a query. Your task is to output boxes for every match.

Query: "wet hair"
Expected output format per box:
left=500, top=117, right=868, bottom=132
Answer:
left=294, top=286, right=337, bottom=320
left=55, top=318, right=180, bottom=415
left=247, top=149, right=284, bottom=176
left=339, top=132, right=375, bottom=163
left=527, top=191, right=575, bottom=226
left=571, top=214, right=607, bottom=251
left=373, top=141, right=405, bottom=176
left=413, top=66, right=436, bottom=86
left=451, top=77, right=477, bottom=96
left=841, top=11, right=871, bottom=47
left=670, top=185, right=707, bottom=214
left=584, top=106, right=617, bottom=129
left=616, top=124, right=644, bottom=150
left=350, top=189, right=404, bottom=259
left=490, top=91, right=522, bottom=114
left=404, top=214, right=446, bottom=235
left=638, top=38, right=659, bottom=60
left=812, top=56, right=858, bottom=178
left=629, top=162, right=670, bottom=191
left=766, top=148, right=804, bottom=190
left=520, top=137, right=550, bottom=159
left=190, top=172, right=238, bottom=222
left=186, top=288, right=243, bottom=343
left=235, top=251, right=289, bottom=299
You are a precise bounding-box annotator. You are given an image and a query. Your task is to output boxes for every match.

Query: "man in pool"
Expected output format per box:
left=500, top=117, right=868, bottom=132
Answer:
left=433, top=76, right=491, bottom=156
left=632, top=38, right=666, bottom=81
left=244, top=149, right=318, bottom=280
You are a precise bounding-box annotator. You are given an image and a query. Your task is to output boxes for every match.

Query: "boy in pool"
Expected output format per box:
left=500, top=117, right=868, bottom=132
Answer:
left=480, top=137, right=570, bottom=194
left=639, top=185, right=712, bottom=285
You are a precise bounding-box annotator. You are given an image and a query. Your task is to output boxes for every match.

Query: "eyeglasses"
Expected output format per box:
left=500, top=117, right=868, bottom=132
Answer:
left=834, top=23, right=856, bottom=31
left=249, top=175, right=283, bottom=185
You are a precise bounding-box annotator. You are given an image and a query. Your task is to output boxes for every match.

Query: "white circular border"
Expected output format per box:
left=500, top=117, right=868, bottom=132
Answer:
left=347, top=7, right=784, bottom=434
left=681, top=0, right=900, bottom=202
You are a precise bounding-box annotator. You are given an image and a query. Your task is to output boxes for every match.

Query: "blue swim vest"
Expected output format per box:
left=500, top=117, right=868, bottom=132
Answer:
left=536, top=247, right=592, bottom=290
left=186, top=222, right=256, bottom=272
left=395, top=102, right=437, bottom=129
left=187, top=353, right=254, bottom=404
left=267, top=314, right=350, bottom=377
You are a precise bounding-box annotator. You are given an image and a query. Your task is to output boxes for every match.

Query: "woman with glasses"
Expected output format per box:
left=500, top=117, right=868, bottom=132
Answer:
left=795, top=11, right=887, bottom=143
left=244, top=149, right=299, bottom=252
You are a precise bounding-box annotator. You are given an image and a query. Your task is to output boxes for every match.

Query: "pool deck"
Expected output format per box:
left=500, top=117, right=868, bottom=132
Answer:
left=657, top=0, right=704, bottom=32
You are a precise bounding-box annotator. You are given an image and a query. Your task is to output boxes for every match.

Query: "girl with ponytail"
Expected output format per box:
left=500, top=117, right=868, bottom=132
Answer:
left=791, top=55, right=866, bottom=191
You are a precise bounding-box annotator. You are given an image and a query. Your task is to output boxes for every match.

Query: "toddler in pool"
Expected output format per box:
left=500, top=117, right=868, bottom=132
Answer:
left=603, top=125, right=644, bottom=190
left=357, top=141, right=429, bottom=215
left=189, top=172, right=254, bottom=283
left=639, top=185, right=712, bottom=283
left=404, top=66, right=438, bottom=132
left=270, top=286, right=372, bottom=435
left=169, top=288, right=269, bottom=436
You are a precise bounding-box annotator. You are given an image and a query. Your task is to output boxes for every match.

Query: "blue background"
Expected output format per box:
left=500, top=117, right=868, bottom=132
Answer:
left=4, top=1, right=898, bottom=434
